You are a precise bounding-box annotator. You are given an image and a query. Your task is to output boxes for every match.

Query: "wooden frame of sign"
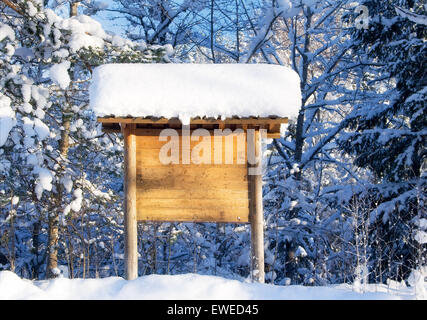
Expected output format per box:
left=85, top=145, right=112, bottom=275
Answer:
left=98, top=116, right=288, bottom=283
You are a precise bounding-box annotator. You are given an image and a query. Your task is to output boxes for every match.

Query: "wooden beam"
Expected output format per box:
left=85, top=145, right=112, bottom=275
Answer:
left=266, top=133, right=282, bottom=139
left=248, top=130, right=265, bottom=283
left=122, top=123, right=138, bottom=280
left=104, top=126, right=284, bottom=138
left=98, top=116, right=288, bottom=126
left=101, top=123, right=286, bottom=138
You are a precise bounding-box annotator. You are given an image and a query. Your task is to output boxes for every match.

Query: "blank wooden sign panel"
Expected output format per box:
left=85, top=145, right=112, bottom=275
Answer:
left=135, top=131, right=250, bottom=223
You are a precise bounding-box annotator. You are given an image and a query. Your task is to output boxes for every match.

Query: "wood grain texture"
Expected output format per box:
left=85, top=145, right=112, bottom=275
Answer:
left=136, top=207, right=249, bottom=223
left=123, top=124, right=138, bottom=280
left=135, top=130, right=250, bottom=223
left=248, top=130, right=265, bottom=283
left=135, top=132, right=247, bottom=164
left=137, top=188, right=249, bottom=200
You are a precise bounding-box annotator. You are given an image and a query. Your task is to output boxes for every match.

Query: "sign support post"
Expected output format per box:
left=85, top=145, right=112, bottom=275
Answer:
left=123, top=123, right=138, bottom=280
left=249, top=130, right=265, bottom=283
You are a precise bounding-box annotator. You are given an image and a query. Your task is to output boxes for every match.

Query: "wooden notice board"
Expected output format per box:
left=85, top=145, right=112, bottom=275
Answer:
left=99, top=116, right=288, bottom=282
left=135, top=129, right=250, bottom=223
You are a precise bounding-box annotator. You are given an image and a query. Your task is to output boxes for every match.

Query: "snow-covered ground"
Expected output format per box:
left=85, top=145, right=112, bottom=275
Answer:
left=0, top=271, right=424, bottom=300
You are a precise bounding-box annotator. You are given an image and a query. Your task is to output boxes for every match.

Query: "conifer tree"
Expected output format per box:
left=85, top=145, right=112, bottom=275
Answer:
left=340, top=0, right=426, bottom=281
left=0, top=0, right=170, bottom=278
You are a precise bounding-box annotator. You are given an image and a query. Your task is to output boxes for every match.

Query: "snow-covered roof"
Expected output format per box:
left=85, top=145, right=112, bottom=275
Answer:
left=89, top=63, right=301, bottom=125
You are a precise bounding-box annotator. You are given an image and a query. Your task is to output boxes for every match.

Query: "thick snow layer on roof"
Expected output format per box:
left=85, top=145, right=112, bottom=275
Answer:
left=89, top=64, right=301, bottom=125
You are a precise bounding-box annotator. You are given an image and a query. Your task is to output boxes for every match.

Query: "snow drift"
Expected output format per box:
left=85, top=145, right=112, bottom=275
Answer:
left=0, top=271, right=420, bottom=300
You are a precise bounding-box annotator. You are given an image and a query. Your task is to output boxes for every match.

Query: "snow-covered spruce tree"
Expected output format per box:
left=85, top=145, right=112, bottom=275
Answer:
left=0, top=0, right=170, bottom=279
left=339, top=0, right=426, bottom=282
left=233, top=1, right=375, bottom=285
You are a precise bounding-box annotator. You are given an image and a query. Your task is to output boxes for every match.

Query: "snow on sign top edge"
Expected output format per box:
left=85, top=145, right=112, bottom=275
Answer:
left=89, top=63, right=301, bottom=125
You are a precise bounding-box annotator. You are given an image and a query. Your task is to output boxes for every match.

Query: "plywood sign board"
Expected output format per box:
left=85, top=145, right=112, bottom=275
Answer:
left=134, top=130, right=250, bottom=223
left=98, top=117, right=289, bottom=225
left=99, top=117, right=289, bottom=282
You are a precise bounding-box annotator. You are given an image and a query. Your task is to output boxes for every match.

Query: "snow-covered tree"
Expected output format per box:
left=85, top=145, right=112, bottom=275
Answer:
left=109, top=0, right=205, bottom=46
left=237, top=0, right=373, bottom=285
left=0, top=0, right=170, bottom=278
left=339, top=0, right=426, bottom=281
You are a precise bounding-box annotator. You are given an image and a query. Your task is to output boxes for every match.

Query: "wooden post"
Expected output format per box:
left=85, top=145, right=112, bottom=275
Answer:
left=248, top=130, right=265, bottom=283
left=123, top=123, right=138, bottom=280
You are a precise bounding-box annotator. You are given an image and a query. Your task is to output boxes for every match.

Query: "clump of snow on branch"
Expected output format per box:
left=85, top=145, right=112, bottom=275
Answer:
left=49, top=61, right=71, bottom=89
left=0, top=23, right=15, bottom=42
left=0, top=94, right=15, bottom=147
left=70, top=188, right=83, bottom=212
left=33, top=167, right=54, bottom=200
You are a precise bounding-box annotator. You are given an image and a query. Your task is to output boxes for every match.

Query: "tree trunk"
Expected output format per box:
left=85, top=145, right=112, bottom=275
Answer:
left=9, top=198, right=16, bottom=272
left=32, top=220, right=41, bottom=279
left=45, top=4, right=76, bottom=278
left=46, top=211, right=59, bottom=278
left=294, top=8, right=312, bottom=177
left=71, top=2, right=79, bottom=17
